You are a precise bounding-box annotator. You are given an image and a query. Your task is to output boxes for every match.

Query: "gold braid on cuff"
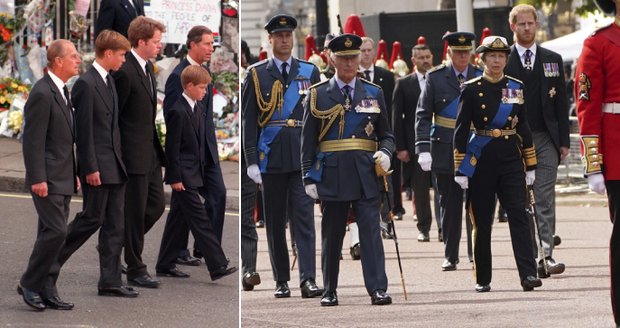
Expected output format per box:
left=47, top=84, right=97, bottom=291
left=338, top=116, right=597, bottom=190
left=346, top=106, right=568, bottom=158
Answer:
left=580, top=135, right=603, bottom=175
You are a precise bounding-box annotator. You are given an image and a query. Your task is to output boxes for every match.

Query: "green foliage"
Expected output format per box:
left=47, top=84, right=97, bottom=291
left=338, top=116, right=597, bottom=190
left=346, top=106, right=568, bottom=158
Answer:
left=518, top=0, right=600, bottom=16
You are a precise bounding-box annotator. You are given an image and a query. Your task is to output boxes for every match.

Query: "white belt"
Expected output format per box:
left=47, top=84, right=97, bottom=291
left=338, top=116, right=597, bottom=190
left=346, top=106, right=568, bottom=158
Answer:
left=603, top=103, right=620, bottom=114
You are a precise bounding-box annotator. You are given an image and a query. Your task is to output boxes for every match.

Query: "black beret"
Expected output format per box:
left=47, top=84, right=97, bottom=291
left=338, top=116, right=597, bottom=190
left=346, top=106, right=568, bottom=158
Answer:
left=443, top=31, right=476, bottom=51
left=264, top=14, right=297, bottom=34
left=328, top=33, right=362, bottom=56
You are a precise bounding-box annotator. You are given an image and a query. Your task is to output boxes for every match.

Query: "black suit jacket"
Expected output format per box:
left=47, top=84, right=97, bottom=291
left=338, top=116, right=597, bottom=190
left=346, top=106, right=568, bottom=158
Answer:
left=95, top=0, right=144, bottom=38
left=72, top=66, right=127, bottom=184
left=22, top=74, right=76, bottom=195
left=164, top=58, right=218, bottom=165
left=504, top=45, right=570, bottom=152
left=113, top=52, right=166, bottom=174
left=164, top=97, right=205, bottom=188
left=372, top=65, right=395, bottom=122
left=392, top=73, right=422, bottom=154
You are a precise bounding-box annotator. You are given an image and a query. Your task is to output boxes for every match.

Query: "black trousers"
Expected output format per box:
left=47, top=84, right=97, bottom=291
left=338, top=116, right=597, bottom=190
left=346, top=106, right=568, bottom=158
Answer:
left=21, top=193, right=71, bottom=294
left=606, top=180, right=620, bottom=325
left=156, top=188, right=228, bottom=273
left=241, top=161, right=258, bottom=275
left=261, top=172, right=316, bottom=285
left=435, top=172, right=464, bottom=262
left=123, top=164, right=165, bottom=279
left=322, top=197, right=388, bottom=295
left=468, top=155, right=536, bottom=286
left=408, top=154, right=432, bottom=233
left=45, top=183, right=126, bottom=295
left=392, top=156, right=404, bottom=211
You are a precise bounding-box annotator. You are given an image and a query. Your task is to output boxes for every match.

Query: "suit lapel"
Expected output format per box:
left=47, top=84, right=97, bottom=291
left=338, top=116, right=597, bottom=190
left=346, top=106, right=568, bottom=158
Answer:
left=537, top=47, right=549, bottom=107
left=411, top=74, right=421, bottom=100
left=183, top=99, right=200, bottom=140
left=288, top=58, right=299, bottom=85
left=352, top=78, right=367, bottom=108
left=326, top=78, right=343, bottom=104
left=445, top=63, right=460, bottom=92
left=45, top=75, right=74, bottom=137
left=120, top=0, right=137, bottom=17
left=266, top=59, right=283, bottom=84
left=92, top=67, right=114, bottom=113
left=372, top=65, right=383, bottom=85
left=507, top=46, right=523, bottom=80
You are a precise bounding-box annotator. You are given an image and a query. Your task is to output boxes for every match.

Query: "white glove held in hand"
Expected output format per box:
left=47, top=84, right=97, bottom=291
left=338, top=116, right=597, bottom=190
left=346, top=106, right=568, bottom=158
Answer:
left=305, top=184, right=319, bottom=199
left=526, top=170, right=536, bottom=186
left=588, top=173, right=606, bottom=195
left=418, top=152, right=432, bottom=171
left=454, top=176, right=468, bottom=189
left=246, top=164, right=262, bottom=184
left=373, top=151, right=391, bottom=172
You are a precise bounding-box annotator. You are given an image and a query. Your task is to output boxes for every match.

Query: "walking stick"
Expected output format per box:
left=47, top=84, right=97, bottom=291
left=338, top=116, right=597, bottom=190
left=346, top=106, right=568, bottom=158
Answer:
left=526, top=185, right=548, bottom=275
left=376, top=159, right=408, bottom=300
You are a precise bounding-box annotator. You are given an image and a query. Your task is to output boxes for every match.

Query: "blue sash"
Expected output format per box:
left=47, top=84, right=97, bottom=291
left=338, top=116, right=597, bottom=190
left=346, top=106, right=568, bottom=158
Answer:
left=306, top=81, right=380, bottom=183
left=258, top=62, right=314, bottom=172
left=458, top=79, right=520, bottom=178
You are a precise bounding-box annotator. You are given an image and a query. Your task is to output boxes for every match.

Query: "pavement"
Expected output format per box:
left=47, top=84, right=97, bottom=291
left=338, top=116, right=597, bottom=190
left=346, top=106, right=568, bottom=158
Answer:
left=0, top=137, right=239, bottom=211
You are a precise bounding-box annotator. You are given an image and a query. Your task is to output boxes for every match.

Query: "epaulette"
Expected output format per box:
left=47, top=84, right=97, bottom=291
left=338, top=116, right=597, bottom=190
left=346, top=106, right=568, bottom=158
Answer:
left=309, top=79, right=329, bottom=89
left=506, top=75, right=524, bottom=85
left=464, top=75, right=482, bottom=85
left=297, top=58, right=312, bottom=65
left=427, top=64, right=446, bottom=74
left=360, top=78, right=381, bottom=89
left=247, top=59, right=269, bottom=71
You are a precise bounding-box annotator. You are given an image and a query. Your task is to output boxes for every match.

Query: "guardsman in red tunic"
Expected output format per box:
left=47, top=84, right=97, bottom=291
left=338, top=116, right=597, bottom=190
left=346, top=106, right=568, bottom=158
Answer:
left=575, top=1, right=620, bottom=325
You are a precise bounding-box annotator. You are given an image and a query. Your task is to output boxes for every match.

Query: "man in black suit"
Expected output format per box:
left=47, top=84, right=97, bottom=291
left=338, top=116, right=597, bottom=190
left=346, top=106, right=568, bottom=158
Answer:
left=504, top=4, right=569, bottom=278
left=113, top=17, right=167, bottom=284
left=19, top=40, right=81, bottom=311
left=161, top=25, right=226, bottom=269
left=156, top=65, right=237, bottom=281
left=392, top=42, right=434, bottom=242
left=95, top=0, right=144, bottom=39
left=46, top=30, right=140, bottom=298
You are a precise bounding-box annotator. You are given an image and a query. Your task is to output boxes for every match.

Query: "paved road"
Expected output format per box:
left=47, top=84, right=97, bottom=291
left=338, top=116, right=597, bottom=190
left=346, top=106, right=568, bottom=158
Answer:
left=241, top=196, right=615, bottom=327
left=0, top=192, right=239, bottom=327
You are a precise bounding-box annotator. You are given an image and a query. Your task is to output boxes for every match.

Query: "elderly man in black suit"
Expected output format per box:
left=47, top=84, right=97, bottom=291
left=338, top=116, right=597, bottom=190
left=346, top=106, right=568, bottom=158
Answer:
left=45, top=30, right=139, bottom=299
left=19, top=39, right=81, bottom=311
left=95, top=0, right=144, bottom=39
left=392, top=41, right=434, bottom=242
left=160, top=25, right=227, bottom=270
left=113, top=17, right=168, bottom=285
left=504, top=4, right=569, bottom=278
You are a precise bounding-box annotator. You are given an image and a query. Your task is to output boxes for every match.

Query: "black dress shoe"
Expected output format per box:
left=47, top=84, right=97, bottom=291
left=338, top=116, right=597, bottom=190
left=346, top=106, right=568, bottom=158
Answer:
left=320, top=290, right=338, bottom=306
left=521, top=275, right=542, bottom=291
left=300, top=279, right=324, bottom=298
left=193, top=248, right=203, bottom=259
left=370, top=289, right=392, bottom=305
left=438, top=230, right=443, bottom=242
left=210, top=266, right=238, bottom=281
left=156, top=267, right=190, bottom=278
left=98, top=286, right=139, bottom=298
left=546, top=258, right=565, bottom=275
left=350, top=243, right=361, bottom=260
left=475, top=284, right=491, bottom=293
left=176, top=255, right=201, bottom=266
left=274, top=282, right=290, bottom=298
left=128, top=274, right=161, bottom=288
left=43, top=296, right=74, bottom=310
left=242, top=272, right=261, bottom=291
left=442, top=259, right=458, bottom=271
left=17, top=285, right=45, bottom=311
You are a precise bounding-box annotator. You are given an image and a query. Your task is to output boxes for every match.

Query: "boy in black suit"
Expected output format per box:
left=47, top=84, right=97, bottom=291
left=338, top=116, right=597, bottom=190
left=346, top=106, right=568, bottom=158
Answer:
left=155, top=65, right=237, bottom=281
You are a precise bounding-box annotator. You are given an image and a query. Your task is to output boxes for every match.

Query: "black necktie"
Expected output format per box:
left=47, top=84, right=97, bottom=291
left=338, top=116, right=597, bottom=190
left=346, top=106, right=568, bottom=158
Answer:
left=193, top=104, right=201, bottom=128
left=524, top=49, right=533, bottom=70
left=281, top=62, right=288, bottom=82
left=457, top=73, right=465, bottom=86
left=145, top=62, right=154, bottom=96
left=63, top=85, right=72, bottom=109
left=364, top=70, right=371, bottom=81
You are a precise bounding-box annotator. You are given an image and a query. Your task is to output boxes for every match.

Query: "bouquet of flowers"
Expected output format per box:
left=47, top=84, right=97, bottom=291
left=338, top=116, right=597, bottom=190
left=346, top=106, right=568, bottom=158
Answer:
left=0, top=13, right=17, bottom=66
left=0, top=77, right=30, bottom=111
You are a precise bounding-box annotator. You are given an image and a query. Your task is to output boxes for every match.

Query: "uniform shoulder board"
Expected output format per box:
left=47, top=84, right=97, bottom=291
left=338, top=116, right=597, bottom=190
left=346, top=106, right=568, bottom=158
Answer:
left=297, top=58, right=312, bottom=65
left=464, top=76, right=482, bottom=85
left=360, top=78, right=381, bottom=89
left=427, top=64, right=446, bottom=74
left=506, top=75, right=524, bottom=85
left=309, top=79, right=329, bottom=89
left=247, top=59, right=268, bottom=71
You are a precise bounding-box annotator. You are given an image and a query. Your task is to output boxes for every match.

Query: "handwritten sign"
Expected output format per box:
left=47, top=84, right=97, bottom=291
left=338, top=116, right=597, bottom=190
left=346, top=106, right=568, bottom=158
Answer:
left=145, top=0, right=221, bottom=44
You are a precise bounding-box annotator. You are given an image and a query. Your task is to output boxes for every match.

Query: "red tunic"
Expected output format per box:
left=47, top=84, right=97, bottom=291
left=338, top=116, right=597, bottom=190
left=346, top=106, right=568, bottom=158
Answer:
left=575, top=22, right=620, bottom=180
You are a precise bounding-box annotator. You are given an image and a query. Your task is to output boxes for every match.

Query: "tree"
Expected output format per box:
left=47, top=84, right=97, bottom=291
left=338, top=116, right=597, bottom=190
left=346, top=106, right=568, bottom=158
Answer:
left=521, top=0, right=599, bottom=16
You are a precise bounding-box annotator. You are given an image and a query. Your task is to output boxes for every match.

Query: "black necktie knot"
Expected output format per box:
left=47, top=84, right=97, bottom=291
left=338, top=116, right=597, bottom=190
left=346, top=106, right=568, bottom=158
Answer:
left=364, top=70, right=371, bottom=81
left=281, top=62, right=288, bottom=81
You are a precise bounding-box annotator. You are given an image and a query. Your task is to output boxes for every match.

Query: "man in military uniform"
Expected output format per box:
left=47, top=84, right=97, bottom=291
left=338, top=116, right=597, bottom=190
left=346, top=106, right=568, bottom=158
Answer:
left=575, top=0, right=620, bottom=324
left=504, top=4, right=569, bottom=278
left=415, top=32, right=480, bottom=271
left=301, top=33, right=394, bottom=306
left=242, top=14, right=323, bottom=299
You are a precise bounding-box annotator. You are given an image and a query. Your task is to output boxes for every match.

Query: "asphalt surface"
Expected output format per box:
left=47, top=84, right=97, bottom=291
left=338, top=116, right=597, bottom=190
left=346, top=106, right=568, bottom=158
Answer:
left=0, top=193, right=239, bottom=327
left=241, top=194, right=615, bottom=327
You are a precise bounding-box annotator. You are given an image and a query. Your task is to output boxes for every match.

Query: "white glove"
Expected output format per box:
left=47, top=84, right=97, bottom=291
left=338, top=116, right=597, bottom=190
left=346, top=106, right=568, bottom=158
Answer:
left=526, top=170, right=536, bottom=186
left=373, top=151, right=391, bottom=172
left=246, top=164, right=262, bottom=184
left=305, top=184, right=319, bottom=199
left=418, top=152, right=432, bottom=171
left=454, top=176, right=468, bottom=189
left=588, top=173, right=606, bottom=195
